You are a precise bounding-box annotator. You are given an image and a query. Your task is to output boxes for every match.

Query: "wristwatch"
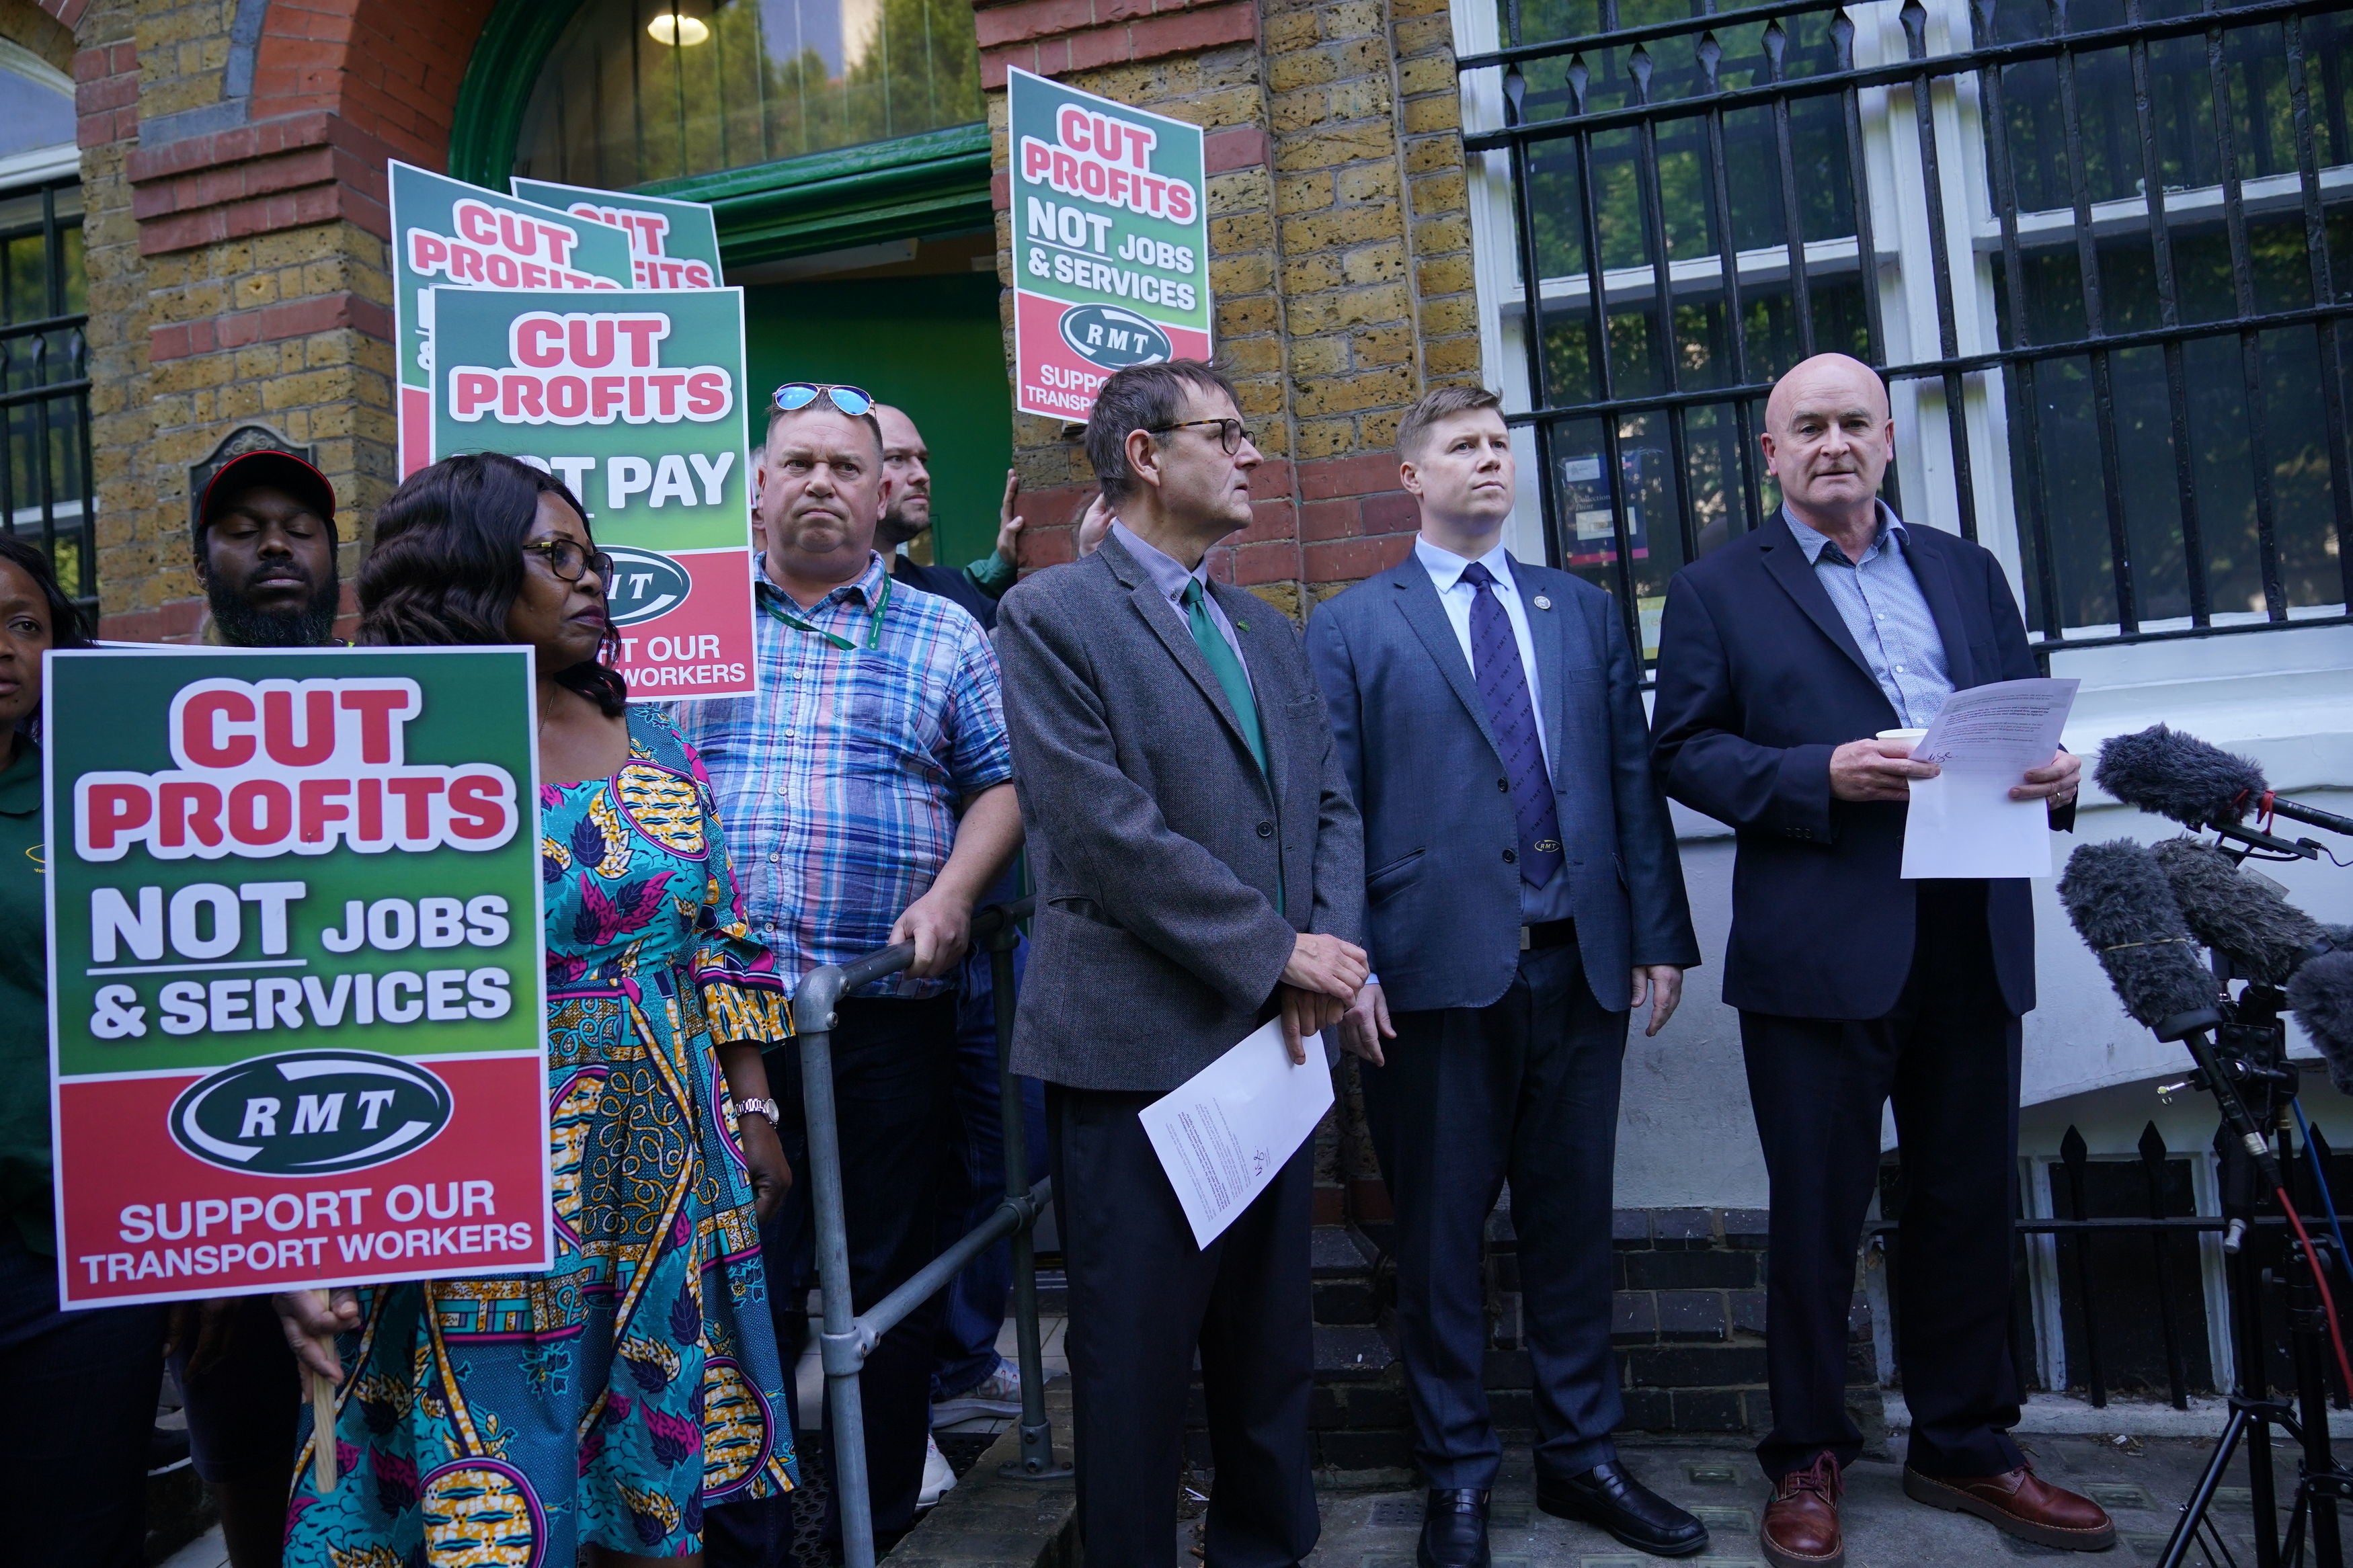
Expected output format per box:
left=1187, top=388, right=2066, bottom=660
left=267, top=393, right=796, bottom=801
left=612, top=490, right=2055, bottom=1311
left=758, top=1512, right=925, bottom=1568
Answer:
left=731, top=1096, right=781, bottom=1124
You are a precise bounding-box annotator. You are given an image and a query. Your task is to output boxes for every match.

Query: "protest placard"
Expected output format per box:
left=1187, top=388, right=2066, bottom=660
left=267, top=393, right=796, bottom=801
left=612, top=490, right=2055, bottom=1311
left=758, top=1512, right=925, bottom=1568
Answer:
left=389, top=160, right=635, bottom=478
left=430, top=286, right=758, bottom=702
left=46, top=647, right=549, bottom=1309
left=1008, top=68, right=1212, bottom=423
left=511, top=178, right=723, bottom=292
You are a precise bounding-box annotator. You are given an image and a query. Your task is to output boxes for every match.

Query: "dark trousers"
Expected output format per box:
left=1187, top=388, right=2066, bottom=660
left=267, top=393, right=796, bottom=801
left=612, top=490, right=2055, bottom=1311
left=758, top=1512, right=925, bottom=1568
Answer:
left=173, top=1294, right=299, bottom=1483
left=1049, top=1083, right=1320, bottom=1568
left=932, top=938, right=1047, bottom=1400
left=1741, top=877, right=2026, bottom=1482
left=762, top=993, right=957, bottom=1550
left=1364, top=940, right=1627, bottom=1489
left=0, top=1229, right=168, bottom=1568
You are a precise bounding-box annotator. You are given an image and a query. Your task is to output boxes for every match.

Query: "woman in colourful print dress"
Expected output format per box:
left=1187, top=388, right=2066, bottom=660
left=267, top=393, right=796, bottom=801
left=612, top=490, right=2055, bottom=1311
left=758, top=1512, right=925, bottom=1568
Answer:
left=275, top=453, right=797, bottom=1565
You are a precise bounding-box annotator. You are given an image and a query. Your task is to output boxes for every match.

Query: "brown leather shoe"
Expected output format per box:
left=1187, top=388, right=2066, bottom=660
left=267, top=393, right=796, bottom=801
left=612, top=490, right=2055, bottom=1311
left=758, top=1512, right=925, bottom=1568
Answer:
left=1903, top=1463, right=2118, bottom=1551
left=1761, top=1453, right=1843, bottom=1567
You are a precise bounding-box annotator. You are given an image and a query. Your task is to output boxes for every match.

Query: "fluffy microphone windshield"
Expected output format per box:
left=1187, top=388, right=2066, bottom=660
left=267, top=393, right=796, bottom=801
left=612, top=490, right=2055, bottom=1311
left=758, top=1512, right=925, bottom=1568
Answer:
left=2095, top=725, right=2269, bottom=828
left=2151, top=836, right=2329, bottom=985
left=2288, top=949, right=2353, bottom=1096
left=2059, top=839, right=2220, bottom=1034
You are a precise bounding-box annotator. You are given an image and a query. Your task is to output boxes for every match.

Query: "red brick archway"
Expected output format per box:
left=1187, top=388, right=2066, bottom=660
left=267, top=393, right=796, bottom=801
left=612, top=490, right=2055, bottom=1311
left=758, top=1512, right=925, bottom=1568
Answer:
left=87, top=0, right=502, bottom=641
left=124, top=0, right=497, bottom=270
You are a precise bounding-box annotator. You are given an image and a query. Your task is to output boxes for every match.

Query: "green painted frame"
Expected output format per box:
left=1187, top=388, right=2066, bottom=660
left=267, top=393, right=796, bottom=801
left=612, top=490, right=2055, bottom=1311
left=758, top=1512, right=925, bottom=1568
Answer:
left=448, top=0, right=994, bottom=265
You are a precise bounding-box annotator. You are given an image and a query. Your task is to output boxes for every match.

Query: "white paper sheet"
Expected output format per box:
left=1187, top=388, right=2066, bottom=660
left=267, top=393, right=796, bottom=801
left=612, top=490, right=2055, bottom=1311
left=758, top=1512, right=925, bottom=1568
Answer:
left=1899, top=677, right=2080, bottom=880
left=1138, top=1019, right=1335, bottom=1249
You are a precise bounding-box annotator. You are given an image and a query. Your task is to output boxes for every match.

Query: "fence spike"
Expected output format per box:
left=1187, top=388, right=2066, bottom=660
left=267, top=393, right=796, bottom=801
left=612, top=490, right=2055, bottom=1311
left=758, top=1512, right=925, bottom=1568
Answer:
left=1899, top=0, right=1929, bottom=60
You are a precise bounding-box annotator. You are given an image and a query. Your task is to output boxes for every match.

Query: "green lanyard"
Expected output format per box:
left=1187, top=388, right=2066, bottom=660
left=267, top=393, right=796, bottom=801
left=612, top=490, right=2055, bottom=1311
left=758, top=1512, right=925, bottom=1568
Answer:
left=758, top=573, right=889, bottom=651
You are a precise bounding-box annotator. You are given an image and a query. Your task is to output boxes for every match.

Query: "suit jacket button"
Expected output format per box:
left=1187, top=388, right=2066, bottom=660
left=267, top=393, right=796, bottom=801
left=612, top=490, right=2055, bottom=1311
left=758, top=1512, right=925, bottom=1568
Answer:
left=1497, top=778, right=1509, bottom=792
left=1257, top=821, right=1275, bottom=837
left=1502, top=848, right=1517, bottom=864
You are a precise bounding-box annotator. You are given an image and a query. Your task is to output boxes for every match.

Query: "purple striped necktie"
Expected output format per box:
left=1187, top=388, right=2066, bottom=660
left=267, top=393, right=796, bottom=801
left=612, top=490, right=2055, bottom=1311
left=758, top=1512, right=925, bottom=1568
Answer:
left=1460, top=561, right=1564, bottom=891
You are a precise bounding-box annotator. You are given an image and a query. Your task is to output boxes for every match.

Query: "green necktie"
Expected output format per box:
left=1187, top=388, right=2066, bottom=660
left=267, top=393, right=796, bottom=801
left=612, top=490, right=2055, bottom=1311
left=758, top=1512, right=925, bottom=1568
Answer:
left=1182, top=577, right=1267, bottom=775
left=1183, top=577, right=1283, bottom=913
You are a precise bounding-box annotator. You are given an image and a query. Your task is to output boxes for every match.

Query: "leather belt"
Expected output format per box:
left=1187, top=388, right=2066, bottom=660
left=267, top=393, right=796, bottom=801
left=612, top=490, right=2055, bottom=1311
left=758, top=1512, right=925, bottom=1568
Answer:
left=1519, top=919, right=1574, bottom=952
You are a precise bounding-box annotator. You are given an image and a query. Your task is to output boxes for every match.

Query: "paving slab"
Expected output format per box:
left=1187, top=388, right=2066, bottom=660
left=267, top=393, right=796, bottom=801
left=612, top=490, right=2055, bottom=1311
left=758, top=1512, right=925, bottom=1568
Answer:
left=1303, top=1433, right=2298, bottom=1567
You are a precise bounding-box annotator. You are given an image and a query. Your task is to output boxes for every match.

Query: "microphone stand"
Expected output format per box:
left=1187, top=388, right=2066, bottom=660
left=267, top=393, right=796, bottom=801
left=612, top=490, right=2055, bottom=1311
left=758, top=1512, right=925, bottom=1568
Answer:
left=2158, top=984, right=2351, bottom=1568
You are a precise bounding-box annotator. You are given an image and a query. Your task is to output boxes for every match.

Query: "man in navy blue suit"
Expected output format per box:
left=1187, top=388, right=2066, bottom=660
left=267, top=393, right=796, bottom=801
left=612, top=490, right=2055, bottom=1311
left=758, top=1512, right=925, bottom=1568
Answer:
left=1650, top=354, right=2112, bottom=1568
left=1308, top=386, right=1704, bottom=1567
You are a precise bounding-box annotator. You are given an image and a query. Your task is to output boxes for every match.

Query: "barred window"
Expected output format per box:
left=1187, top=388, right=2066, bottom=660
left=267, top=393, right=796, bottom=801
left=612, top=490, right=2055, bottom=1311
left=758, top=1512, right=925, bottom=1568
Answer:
left=1455, top=0, right=2352, bottom=665
left=0, top=29, right=91, bottom=613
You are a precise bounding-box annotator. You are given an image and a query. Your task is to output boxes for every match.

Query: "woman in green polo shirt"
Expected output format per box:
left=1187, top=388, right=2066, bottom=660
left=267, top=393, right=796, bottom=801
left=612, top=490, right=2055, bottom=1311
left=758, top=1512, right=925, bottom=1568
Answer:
left=0, top=536, right=167, bottom=1567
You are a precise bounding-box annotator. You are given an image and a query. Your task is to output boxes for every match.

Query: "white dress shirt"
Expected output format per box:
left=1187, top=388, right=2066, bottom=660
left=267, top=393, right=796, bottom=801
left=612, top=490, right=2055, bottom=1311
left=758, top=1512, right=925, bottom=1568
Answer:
left=1415, top=536, right=1551, bottom=773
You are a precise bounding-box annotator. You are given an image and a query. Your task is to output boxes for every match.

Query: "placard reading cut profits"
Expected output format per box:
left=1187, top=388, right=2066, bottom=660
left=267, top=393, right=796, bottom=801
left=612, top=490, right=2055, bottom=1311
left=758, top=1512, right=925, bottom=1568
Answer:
left=430, top=286, right=759, bottom=702
left=47, top=648, right=549, bottom=1309
left=511, top=178, right=723, bottom=292
left=389, top=160, right=635, bottom=479
left=1008, top=67, right=1212, bottom=423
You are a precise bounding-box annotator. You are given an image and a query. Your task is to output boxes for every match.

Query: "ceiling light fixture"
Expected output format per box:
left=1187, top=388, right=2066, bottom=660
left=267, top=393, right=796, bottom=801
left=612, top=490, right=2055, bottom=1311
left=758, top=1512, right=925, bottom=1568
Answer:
left=647, top=9, right=711, bottom=45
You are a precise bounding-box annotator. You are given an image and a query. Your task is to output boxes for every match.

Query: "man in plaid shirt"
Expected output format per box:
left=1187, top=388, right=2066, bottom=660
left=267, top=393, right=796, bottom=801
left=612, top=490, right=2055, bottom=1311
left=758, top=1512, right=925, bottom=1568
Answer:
left=678, top=384, right=1021, bottom=1557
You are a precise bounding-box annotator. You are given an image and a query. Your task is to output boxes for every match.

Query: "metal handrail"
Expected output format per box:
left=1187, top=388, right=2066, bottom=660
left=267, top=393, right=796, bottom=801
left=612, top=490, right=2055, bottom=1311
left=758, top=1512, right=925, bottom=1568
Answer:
left=789, top=895, right=1063, bottom=1568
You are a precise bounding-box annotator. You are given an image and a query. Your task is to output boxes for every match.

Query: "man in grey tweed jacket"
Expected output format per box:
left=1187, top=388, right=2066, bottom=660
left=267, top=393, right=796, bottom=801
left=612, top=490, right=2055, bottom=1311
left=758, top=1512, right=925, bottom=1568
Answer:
left=996, top=361, right=1370, bottom=1568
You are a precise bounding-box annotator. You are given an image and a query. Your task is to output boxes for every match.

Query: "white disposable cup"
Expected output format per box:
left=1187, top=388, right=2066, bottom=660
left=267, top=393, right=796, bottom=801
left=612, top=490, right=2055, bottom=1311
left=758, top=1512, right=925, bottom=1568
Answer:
left=1877, top=727, right=1927, bottom=745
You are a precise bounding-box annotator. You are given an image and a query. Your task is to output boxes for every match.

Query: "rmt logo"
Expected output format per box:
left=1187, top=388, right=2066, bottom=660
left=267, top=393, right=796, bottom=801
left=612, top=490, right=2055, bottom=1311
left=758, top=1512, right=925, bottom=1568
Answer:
left=170, top=1050, right=453, bottom=1175
left=1058, top=304, right=1172, bottom=371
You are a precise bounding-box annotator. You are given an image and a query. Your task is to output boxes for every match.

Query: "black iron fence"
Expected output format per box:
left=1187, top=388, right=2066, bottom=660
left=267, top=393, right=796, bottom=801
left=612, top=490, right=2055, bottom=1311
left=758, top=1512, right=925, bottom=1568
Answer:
left=0, top=177, right=93, bottom=614
left=1458, top=0, right=2353, bottom=668
left=1872, top=1117, right=2353, bottom=1410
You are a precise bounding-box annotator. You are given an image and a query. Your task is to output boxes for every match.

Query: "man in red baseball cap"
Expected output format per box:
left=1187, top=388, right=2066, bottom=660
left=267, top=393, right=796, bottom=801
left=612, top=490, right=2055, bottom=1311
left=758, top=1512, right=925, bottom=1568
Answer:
left=192, top=446, right=342, bottom=647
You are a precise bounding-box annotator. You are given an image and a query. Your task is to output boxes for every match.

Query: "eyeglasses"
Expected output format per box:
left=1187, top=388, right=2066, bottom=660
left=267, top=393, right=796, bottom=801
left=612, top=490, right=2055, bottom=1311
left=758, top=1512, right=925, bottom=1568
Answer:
left=773, top=382, right=875, bottom=417
left=522, top=538, right=615, bottom=584
left=1150, top=417, right=1250, bottom=455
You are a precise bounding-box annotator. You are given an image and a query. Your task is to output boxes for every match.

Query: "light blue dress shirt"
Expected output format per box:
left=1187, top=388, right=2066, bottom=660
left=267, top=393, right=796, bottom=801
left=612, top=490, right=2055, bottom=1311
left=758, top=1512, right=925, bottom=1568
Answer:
left=1112, top=521, right=1253, bottom=696
left=1414, top=536, right=1576, bottom=926
left=1781, top=503, right=1954, bottom=729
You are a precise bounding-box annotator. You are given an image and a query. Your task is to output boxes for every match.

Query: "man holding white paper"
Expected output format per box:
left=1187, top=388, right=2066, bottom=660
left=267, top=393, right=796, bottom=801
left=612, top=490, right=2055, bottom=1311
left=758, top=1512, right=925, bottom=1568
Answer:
left=1650, top=354, right=2110, bottom=1567
left=996, top=360, right=1367, bottom=1568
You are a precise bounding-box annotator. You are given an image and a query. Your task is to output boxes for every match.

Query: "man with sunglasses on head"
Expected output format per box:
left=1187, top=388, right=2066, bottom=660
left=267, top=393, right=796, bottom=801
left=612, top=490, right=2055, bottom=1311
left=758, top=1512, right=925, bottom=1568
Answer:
left=675, top=382, right=1023, bottom=1559
left=995, top=360, right=1369, bottom=1567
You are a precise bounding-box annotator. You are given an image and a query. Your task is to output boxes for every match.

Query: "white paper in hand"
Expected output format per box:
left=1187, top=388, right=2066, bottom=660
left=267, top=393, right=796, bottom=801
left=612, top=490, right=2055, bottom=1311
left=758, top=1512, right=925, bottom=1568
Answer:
left=1138, top=1019, right=1335, bottom=1249
left=1899, top=676, right=2079, bottom=880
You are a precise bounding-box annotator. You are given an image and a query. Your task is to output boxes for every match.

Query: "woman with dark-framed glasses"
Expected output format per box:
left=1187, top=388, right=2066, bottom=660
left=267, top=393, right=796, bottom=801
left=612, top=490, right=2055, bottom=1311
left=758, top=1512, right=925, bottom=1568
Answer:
left=276, top=452, right=797, bottom=1567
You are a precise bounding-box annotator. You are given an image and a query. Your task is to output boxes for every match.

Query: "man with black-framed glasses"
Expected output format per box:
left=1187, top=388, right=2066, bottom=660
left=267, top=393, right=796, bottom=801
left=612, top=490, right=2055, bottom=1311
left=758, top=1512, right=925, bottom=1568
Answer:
left=677, top=382, right=1023, bottom=1558
left=996, top=360, right=1369, bottom=1567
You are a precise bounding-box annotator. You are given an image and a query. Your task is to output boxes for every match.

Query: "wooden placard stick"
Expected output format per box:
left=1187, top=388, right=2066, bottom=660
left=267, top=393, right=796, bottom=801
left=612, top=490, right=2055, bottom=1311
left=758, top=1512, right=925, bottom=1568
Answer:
left=309, top=1288, right=339, bottom=1491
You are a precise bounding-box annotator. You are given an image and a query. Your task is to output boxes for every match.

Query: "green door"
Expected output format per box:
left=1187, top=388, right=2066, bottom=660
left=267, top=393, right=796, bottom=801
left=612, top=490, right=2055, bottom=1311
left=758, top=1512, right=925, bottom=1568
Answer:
left=744, top=272, right=1012, bottom=571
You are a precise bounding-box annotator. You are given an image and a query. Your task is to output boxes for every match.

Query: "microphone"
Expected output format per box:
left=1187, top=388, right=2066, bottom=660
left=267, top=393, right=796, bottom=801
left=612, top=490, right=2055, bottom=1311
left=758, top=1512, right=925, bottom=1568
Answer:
left=2058, top=840, right=2223, bottom=1039
left=2151, top=835, right=2335, bottom=986
left=2096, top=725, right=2353, bottom=842
left=2061, top=839, right=2276, bottom=1183
left=2288, top=948, right=2353, bottom=1096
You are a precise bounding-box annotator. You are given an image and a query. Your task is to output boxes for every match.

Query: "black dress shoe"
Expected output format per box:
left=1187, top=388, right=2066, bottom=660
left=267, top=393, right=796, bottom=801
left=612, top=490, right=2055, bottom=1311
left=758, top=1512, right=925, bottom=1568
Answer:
left=1419, top=1487, right=1491, bottom=1568
left=1538, top=1460, right=1709, bottom=1557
